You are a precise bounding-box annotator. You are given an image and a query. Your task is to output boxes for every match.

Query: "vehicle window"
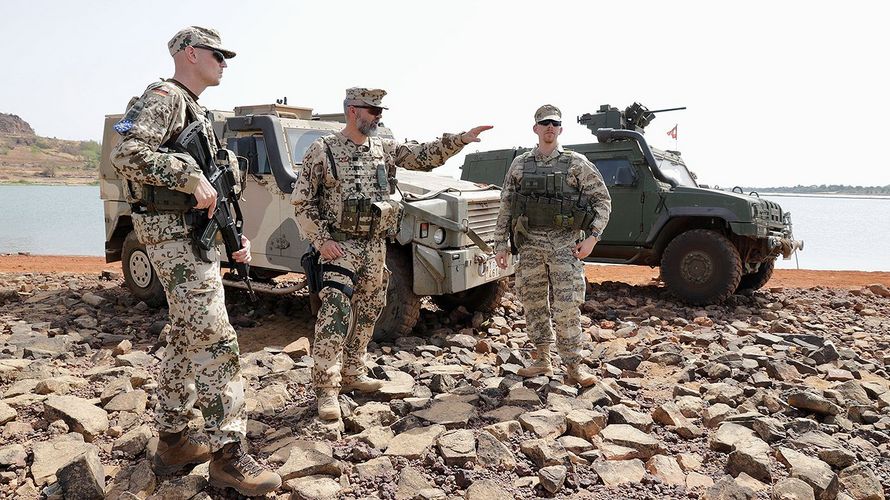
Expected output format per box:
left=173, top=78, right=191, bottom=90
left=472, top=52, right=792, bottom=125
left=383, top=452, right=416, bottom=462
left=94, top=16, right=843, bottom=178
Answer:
left=657, top=158, right=698, bottom=187
left=588, top=157, right=635, bottom=187
left=286, top=128, right=334, bottom=164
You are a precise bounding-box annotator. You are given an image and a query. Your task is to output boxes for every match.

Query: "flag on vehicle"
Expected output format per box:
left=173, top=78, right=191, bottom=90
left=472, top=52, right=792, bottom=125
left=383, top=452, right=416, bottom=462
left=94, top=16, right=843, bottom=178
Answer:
left=666, top=124, right=678, bottom=140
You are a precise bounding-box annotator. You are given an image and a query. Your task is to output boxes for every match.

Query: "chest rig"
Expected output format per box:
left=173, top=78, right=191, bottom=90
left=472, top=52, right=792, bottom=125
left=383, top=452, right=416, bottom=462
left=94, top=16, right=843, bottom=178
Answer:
left=125, top=81, right=218, bottom=214
left=510, top=151, right=595, bottom=230
left=324, top=136, right=399, bottom=239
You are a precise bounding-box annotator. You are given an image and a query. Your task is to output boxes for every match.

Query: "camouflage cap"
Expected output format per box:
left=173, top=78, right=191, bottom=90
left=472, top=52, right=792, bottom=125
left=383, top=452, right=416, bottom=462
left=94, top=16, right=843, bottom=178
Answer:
left=534, top=104, right=562, bottom=123
left=344, top=87, right=388, bottom=109
left=168, top=26, right=236, bottom=59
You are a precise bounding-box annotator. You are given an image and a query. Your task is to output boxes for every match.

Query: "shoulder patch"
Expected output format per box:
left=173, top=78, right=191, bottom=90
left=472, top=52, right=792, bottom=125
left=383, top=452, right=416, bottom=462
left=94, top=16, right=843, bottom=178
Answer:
left=112, top=119, right=133, bottom=134
left=151, top=88, right=169, bottom=97
left=113, top=98, right=145, bottom=135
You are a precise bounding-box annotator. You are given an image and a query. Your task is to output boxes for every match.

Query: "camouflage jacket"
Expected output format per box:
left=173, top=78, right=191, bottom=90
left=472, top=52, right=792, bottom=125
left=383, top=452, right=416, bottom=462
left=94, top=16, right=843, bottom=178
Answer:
left=493, top=145, right=612, bottom=253
left=110, top=79, right=216, bottom=201
left=292, top=130, right=469, bottom=248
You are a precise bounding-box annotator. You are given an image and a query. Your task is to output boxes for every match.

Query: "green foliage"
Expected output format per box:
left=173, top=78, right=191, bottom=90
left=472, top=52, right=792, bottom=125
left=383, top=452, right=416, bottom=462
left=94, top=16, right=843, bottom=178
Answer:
left=79, top=140, right=101, bottom=170
left=0, top=145, right=10, bottom=155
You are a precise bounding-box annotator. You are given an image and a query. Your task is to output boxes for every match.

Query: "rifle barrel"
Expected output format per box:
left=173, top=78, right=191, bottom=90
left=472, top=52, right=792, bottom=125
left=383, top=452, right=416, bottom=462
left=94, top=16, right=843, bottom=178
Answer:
left=650, top=107, right=687, bottom=114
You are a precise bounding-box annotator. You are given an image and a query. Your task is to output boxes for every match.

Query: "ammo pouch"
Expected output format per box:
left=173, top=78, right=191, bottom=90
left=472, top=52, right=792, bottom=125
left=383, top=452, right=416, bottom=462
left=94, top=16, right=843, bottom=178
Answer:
left=339, top=197, right=374, bottom=236
left=370, top=200, right=403, bottom=239
left=131, top=185, right=195, bottom=214
left=511, top=192, right=593, bottom=231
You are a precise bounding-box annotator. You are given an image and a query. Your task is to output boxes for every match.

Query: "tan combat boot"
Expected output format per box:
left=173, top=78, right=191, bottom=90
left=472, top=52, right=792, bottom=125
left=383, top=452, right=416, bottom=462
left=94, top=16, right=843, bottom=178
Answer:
left=517, top=345, right=554, bottom=377
left=152, top=429, right=211, bottom=474
left=567, top=363, right=598, bottom=387
left=317, top=389, right=342, bottom=420
left=341, top=374, right=385, bottom=394
left=209, top=442, right=282, bottom=496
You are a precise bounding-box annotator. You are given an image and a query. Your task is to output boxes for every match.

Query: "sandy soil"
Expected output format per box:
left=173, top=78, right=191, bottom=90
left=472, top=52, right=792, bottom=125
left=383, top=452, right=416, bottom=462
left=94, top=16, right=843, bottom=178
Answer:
left=2, top=254, right=890, bottom=288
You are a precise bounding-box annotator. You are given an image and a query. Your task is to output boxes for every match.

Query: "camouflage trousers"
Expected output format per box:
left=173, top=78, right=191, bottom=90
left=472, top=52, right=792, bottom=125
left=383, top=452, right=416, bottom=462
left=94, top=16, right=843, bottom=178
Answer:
left=133, top=213, right=246, bottom=451
left=515, top=229, right=586, bottom=366
left=312, top=237, right=388, bottom=391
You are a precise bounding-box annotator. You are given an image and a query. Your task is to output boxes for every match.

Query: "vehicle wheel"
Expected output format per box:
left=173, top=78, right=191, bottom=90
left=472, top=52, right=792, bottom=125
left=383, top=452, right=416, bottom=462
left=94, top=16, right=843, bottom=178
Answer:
left=373, top=245, right=421, bottom=342
left=660, top=229, right=742, bottom=305
left=431, top=278, right=508, bottom=312
left=121, top=231, right=166, bottom=307
left=736, top=258, right=776, bottom=292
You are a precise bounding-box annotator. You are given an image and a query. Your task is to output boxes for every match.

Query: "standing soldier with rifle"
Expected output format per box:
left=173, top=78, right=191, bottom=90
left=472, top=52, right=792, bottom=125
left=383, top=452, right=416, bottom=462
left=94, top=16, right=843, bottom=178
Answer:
left=110, top=26, right=280, bottom=496
left=292, top=87, right=492, bottom=421
left=492, top=104, right=612, bottom=387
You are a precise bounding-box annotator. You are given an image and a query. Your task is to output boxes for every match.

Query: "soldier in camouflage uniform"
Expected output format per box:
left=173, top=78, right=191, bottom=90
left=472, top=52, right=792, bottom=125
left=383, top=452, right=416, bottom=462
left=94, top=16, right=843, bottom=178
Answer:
left=292, top=87, right=492, bottom=420
left=110, top=26, right=280, bottom=496
left=493, top=104, right=612, bottom=387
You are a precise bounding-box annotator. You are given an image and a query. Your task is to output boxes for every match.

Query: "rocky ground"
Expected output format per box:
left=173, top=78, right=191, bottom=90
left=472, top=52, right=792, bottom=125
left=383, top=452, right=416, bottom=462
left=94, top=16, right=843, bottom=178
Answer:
left=0, top=268, right=889, bottom=500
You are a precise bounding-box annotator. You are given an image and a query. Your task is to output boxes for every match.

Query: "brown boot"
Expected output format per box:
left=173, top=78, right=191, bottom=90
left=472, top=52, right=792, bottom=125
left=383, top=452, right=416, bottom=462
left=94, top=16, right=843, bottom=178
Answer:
left=152, top=428, right=211, bottom=474
left=317, top=389, right=342, bottom=421
left=209, top=442, right=282, bottom=497
left=567, top=363, right=598, bottom=387
left=517, top=345, right=554, bottom=378
left=341, top=374, right=385, bottom=394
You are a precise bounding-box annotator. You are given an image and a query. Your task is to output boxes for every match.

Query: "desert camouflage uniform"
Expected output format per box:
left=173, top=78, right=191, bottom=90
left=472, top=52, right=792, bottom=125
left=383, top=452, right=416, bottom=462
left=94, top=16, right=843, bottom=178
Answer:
left=293, top=130, right=470, bottom=390
left=492, top=146, right=612, bottom=365
left=110, top=79, right=246, bottom=450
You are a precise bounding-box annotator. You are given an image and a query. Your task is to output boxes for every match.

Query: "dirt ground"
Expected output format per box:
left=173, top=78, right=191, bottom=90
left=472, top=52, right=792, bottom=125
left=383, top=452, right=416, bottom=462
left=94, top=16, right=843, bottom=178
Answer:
left=2, top=254, right=890, bottom=288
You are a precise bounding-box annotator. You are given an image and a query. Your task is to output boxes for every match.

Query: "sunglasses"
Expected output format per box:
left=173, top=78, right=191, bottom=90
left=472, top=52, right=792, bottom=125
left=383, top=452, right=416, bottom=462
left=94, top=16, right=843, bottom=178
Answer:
left=196, top=45, right=225, bottom=64
left=352, top=105, right=383, bottom=116
left=537, top=119, right=561, bottom=127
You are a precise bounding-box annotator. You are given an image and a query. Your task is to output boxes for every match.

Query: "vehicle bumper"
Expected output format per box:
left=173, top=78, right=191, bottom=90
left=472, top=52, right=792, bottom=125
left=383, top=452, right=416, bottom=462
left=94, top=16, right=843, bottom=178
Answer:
left=412, top=244, right=515, bottom=296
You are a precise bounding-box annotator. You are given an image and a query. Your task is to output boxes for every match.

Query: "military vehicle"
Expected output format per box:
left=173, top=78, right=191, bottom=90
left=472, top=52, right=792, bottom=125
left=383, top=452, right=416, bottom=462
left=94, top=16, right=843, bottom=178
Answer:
left=460, top=103, right=802, bottom=305
left=99, top=102, right=513, bottom=340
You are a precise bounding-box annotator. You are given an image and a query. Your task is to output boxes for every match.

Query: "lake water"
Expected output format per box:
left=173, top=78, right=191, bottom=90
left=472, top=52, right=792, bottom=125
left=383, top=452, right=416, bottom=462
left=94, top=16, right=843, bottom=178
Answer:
left=0, top=185, right=888, bottom=271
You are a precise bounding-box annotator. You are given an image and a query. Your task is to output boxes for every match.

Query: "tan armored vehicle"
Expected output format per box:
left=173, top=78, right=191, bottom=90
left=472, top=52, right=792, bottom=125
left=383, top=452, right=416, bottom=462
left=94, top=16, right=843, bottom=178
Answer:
left=99, top=102, right=513, bottom=340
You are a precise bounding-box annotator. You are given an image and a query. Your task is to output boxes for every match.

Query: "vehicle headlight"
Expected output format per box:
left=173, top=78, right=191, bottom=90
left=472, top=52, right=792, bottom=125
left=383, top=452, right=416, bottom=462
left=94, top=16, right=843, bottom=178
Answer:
left=433, top=228, right=446, bottom=245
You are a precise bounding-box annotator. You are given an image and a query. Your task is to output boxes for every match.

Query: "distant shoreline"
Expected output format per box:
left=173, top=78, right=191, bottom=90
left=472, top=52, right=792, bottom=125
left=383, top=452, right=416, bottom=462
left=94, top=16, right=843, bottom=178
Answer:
left=758, top=192, right=890, bottom=200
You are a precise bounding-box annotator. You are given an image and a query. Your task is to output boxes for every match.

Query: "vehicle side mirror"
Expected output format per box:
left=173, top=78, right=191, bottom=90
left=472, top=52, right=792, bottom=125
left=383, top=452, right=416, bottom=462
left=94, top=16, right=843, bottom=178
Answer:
left=614, top=166, right=637, bottom=186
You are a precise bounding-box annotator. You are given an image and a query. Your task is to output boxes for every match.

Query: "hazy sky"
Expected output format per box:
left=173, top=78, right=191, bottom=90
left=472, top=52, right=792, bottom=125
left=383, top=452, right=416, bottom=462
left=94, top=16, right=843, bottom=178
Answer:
left=2, top=1, right=887, bottom=187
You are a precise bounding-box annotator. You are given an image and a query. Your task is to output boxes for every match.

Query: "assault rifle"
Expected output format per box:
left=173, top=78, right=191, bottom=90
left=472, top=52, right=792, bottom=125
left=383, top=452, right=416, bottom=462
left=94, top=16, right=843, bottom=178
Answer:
left=171, top=121, right=256, bottom=301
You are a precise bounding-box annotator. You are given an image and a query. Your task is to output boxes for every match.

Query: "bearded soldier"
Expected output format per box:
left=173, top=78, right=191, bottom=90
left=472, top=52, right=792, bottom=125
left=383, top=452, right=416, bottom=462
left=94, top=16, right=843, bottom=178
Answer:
left=493, top=104, right=612, bottom=386
left=110, top=26, right=280, bottom=496
left=292, top=87, right=492, bottom=421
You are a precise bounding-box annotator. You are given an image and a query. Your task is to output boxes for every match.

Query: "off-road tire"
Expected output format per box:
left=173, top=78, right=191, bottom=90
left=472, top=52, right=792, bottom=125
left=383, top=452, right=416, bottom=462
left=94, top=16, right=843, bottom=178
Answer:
left=737, top=258, right=776, bottom=292
left=373, top=245, right=421, bottom=342
left=121, top=231, right=166, bottom=307
left=431, top=278, right=508, bottom=312
left=660, top=229, right=742, bottom=305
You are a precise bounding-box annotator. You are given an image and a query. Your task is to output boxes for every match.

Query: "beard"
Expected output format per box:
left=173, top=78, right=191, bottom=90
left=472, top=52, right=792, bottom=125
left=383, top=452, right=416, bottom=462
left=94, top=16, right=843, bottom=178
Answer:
left=357, top=115, right=379, bottom=137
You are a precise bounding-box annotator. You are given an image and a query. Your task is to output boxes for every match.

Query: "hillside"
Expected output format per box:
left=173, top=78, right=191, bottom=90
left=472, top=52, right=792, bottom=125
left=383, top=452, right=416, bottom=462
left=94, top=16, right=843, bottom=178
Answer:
left=0, top=113, right=100, bottom=185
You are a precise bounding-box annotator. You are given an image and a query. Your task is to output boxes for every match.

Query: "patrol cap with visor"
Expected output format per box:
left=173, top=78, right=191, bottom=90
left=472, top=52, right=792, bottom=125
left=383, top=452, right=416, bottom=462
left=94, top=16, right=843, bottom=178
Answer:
left=534, top=104, right=562, bottom=125
left=344, top=87, right=389, bottom=112
left=168, top=26, right=236, bottom=59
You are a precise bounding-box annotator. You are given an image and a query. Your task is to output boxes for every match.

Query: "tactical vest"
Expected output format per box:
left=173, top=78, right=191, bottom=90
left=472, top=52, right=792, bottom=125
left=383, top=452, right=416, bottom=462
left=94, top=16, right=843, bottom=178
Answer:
left=324, top=136, right=399, bottom=239
left=124, top=81, right=218, bottom=214
left=510, top=150, right=596, bottom=230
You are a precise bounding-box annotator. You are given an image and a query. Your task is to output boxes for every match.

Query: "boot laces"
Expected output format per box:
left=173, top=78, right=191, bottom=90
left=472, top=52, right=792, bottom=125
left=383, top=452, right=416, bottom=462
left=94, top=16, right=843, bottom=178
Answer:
left=233, top=449, right=266, bottom=477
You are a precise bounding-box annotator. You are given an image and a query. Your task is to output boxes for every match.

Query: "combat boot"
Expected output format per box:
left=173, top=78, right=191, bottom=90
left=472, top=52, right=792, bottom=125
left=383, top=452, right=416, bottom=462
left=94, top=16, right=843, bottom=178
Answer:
left=209, top=442, right=282, bottom=496
left=152, top=428, right=211, bottom=474
left=341, top=374, right=385, bottom=393
left=317, top=389, right=342, bottom=420
left=517, top=345, right=554, bottom=378
left=567, top=363, right=598, bottom=387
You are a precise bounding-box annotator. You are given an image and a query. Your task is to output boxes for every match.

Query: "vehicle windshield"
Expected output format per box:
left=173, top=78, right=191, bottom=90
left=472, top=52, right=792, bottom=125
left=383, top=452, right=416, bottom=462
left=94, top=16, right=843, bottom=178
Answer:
left=656, top=155, right=698, bottom=187
left=285, top=128, right=334, bottom=164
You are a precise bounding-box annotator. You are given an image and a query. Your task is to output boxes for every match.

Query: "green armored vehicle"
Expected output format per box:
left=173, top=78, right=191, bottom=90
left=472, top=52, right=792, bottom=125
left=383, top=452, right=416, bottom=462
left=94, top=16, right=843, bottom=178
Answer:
left=461, top=103, right=802, bottom=305
left=99, top=103, right=513, bottom=340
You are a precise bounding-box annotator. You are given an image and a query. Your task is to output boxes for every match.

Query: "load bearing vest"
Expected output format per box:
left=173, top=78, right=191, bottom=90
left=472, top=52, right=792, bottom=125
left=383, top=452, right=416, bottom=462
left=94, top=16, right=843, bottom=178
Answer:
left=511, top=151, right=597, bottom=231
left=324, top=136, right=399, bottom=238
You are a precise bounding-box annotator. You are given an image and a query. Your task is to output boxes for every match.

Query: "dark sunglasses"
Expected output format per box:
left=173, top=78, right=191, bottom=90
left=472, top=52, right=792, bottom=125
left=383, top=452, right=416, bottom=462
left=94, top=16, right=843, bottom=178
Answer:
left=352, top=105, right=383, bottom=116
left=537, top=119, right=561, bottom=127
left=196, top=46, right=225, bottom=63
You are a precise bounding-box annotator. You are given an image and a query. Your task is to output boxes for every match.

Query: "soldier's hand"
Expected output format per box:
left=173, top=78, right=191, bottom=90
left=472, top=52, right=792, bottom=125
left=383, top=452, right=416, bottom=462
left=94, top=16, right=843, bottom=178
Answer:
left=495, top=250, right=509, bottom=270
left=462, top=125, right=494, bottom=143
left=320, top=240, right=345, bottom=261
left=574, top=236, right=598, bottom=260
left=233, top=235, right=251, bottom=264
left=194, top=175, right=218, bottom=218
